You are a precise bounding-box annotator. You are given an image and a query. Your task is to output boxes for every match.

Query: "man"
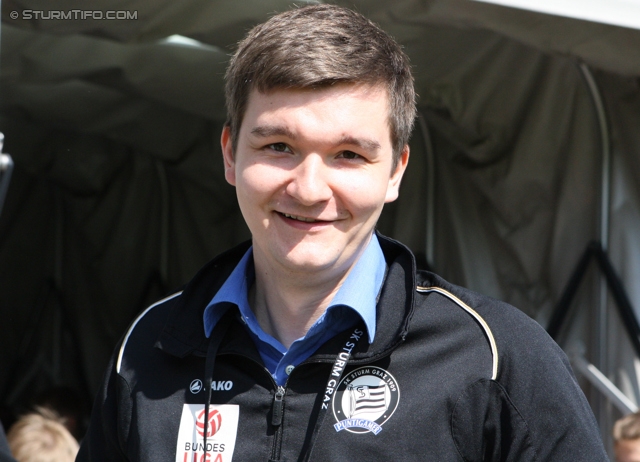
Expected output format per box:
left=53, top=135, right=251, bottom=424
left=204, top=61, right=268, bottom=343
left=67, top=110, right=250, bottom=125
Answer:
left=614, top=411, right=640, bottom=462
left=78, top=4, right=608, bottom=461
left=8, top=409, right=79, bottom=462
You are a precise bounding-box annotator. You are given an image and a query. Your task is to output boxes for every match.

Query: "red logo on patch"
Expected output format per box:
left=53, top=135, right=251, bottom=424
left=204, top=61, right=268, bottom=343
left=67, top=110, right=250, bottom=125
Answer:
left=195, top=409, right=222, bottom=437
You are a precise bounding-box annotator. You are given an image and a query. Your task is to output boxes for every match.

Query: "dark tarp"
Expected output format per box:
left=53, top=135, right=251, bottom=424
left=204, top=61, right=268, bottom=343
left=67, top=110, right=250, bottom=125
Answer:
left=1, top=0, right=640, bottom=453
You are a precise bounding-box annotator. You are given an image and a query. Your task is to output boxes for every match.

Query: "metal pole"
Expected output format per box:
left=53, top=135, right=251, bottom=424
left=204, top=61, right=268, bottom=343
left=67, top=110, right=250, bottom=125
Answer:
left=578, top=61, right=612, bottom=437
left=578, top=63, right=611, bottom=361
left=0, top=134, right=15, bottom=219
left=417, top=113, right=436, bottom=269
left=571, top=355, right=638, bottom=415
left=155, top=160, right=170, bottom=285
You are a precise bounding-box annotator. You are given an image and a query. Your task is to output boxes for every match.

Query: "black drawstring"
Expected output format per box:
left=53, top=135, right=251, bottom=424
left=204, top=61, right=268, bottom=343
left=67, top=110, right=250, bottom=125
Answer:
left=203, top=312, right=234, bottom=456
left=201, top=314, right=363, bottom=461
left=300, top=325, right=364, bottom=462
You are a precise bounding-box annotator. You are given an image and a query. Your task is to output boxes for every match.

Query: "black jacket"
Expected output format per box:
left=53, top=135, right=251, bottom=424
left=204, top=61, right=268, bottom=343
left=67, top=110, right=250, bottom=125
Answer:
left=77, top=235, right=608, bottom=461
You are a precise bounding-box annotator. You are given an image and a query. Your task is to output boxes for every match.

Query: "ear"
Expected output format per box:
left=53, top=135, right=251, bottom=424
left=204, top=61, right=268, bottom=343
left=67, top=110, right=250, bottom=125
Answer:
left=385, top=145, right=410, bottom=203
left=220, top=125, right=236, bottom=186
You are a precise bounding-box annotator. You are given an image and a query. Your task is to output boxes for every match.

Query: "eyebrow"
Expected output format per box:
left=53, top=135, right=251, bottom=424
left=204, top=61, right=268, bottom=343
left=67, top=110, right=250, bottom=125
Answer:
left=250, top=125, right=381, bottom=153
left=336, top=135, right=381, bottom=153
left=250, top=125, right=297, bottom=140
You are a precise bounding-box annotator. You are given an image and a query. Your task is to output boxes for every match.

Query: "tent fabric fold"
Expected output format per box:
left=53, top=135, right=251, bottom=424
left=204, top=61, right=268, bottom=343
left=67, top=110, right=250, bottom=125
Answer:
left=1, top=1, right=639, bottom=452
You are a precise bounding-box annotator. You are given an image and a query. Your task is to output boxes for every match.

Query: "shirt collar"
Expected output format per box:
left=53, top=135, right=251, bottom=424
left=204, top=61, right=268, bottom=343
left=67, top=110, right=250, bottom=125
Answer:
left=329, top=233, right=385, bottom=342
left=203, top=233, right=386, bottom=344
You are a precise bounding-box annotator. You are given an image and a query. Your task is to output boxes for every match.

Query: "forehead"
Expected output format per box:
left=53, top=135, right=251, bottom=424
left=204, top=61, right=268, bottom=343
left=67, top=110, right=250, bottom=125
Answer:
left=239, top=84, right=393, bottom=147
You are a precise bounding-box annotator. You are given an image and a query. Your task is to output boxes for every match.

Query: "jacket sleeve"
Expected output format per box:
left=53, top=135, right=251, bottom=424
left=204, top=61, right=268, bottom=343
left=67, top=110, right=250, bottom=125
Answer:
left=0, top=422, right=17, bottom=462
left=76, top=348, right=131, bottom=462
left=451, top=307, right=609, bottom=461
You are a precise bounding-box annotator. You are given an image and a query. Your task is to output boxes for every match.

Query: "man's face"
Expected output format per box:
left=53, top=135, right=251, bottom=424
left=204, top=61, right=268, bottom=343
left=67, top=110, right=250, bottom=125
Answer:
left=221, top=84, right=409, bottom=278
left=616, top=439, right=640, bottom=462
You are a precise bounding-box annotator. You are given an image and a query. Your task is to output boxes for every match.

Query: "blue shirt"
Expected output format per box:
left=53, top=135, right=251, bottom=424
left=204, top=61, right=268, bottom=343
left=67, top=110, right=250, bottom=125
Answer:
left=203, top=234, right=386, bottom=385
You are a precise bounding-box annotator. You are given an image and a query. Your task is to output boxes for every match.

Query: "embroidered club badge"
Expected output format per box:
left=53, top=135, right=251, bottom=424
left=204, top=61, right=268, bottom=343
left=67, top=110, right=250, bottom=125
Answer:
left=331, top=366, right=400, bottom=435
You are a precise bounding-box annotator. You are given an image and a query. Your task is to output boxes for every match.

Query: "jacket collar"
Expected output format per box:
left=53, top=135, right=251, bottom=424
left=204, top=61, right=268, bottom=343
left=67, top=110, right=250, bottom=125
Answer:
left=156, top=233, right=416, bottom=360
left=156, top=240, right=251, bottom=358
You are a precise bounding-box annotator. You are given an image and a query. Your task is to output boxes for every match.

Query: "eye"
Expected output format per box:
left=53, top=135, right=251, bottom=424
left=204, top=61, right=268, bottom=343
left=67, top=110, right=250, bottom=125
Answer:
left=267, top=143, right=291, bottom=153
left=338, top=150, right=363, bottom=160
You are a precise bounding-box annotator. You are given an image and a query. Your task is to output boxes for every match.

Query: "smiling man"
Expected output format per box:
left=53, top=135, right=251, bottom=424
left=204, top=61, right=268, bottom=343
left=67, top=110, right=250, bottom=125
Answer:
left=78, top=5, right=607, bottom=462
left=220, top=84, right=407, bottom=350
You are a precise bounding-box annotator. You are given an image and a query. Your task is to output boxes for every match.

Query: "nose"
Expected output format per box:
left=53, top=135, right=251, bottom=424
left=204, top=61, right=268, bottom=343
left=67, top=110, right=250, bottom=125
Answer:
left=285, top=154, right=333, bottom=206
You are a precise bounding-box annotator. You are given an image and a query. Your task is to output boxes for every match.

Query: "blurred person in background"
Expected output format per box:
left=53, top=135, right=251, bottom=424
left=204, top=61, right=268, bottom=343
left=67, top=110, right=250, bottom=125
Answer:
left=32, top=386, right=86, bottom=442
left=614, top=411, right=640, bottom=462
left=7, top=408, right=78, bottom=462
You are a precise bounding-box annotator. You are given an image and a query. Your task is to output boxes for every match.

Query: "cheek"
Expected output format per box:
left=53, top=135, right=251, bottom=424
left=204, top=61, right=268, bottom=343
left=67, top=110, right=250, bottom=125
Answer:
left=334, top=171, right=390, bottom=214
left=235, top=163, right=283, bottom=205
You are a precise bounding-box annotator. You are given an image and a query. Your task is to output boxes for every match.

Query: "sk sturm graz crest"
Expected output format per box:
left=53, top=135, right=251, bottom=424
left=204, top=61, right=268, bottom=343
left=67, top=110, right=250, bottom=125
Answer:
left=332, top=366, right=400, bottom=435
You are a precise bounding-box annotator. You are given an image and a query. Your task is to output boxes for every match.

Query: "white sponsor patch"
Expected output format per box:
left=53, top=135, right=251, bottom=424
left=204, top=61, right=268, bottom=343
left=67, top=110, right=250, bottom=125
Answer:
left=175, top=404, right=239, bottom=462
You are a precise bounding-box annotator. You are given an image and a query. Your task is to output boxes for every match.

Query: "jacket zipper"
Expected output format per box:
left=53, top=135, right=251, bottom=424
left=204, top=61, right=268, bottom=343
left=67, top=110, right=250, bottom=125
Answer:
left=219, top=346, right=400, bottom=461
left=271, top=386, right=285, bottom=426
left=269, top=385, right=286, bottom=461
left=218, top=353, right=287, bottom=461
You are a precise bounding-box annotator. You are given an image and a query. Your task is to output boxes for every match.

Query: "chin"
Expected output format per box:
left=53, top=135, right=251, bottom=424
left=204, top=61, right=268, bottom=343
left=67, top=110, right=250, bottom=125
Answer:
left=278, top=246, right=341, bottom=272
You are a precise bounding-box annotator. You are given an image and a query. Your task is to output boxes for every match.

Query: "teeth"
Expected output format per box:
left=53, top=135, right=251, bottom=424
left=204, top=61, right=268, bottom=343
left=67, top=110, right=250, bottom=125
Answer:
left=282, top=213, right=317, bottom=223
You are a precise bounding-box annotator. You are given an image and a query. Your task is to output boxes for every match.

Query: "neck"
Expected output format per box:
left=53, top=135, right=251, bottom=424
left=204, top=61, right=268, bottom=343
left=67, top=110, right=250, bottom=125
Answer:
left=249, top=236, right=377, bottom=348
left=249, top=262, right=348, bottom=349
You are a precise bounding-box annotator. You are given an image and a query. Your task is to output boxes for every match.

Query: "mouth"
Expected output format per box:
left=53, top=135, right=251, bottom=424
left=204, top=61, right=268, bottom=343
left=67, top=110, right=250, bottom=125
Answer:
left=279, top=212, right=324, bottom=223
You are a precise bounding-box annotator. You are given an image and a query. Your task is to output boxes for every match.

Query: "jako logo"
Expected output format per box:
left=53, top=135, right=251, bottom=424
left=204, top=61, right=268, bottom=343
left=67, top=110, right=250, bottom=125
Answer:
left=190, top=379, right=203, bottom=394
left=211, top=381, right=233, bottom=391
left=195, top=409, right=222, bottom=438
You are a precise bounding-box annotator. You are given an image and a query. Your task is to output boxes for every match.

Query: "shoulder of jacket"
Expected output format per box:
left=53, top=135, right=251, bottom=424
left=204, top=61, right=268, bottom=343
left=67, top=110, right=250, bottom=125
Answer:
left=414, top=273, right=559, bottom=383
left=415, top=284, right=499, bottom=380
left=116, top=291, right=183, bottom=374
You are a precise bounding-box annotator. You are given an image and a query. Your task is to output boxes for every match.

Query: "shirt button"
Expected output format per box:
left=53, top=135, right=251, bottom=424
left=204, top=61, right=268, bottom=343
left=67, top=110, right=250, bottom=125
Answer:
left=285, top=365, right=295, bottom=375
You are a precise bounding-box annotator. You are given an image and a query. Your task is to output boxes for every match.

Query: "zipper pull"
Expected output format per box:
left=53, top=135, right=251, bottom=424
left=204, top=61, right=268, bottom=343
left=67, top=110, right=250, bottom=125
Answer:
left=272, top=386, right=285, bottom=426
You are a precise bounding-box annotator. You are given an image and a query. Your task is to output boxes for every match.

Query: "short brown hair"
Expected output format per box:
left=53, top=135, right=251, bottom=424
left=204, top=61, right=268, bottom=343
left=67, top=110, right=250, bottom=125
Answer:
left=614, top=411, right=640, bottom=442
left=7, top=408, right=79, bottom=462
left=224, top=4, right=416, bottom=165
